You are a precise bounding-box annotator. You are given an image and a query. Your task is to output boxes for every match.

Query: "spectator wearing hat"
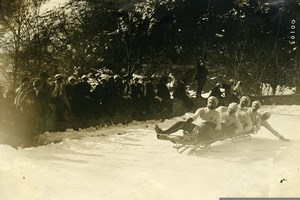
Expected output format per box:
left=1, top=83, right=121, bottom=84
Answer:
left=19, top=78, right=43, bottom=145
left=130, top=77, right=144, bottom=119
left=14, top=77, right=30, bottom=109
left=114, top=75, right=125, bottom=98
left=90, top=77, right=107, bottom=118
left=113, top=75, right=126, bottom=114
left=119, top=74, right=132, bottom=114
left=19, top=78, right=39, bottom=115
left=194, top=60, right=208, bottom=98
left=35, top=70, right=52, bottom=133
left=50, top=74, right=71, bottom=131
left=173, top=78, right=193, bottom=110
left=123, top=74, right=131, bottom=97
left=143, top=76, right=157, bottom=114
left=65, top=76, right=77, bottom=102
left=97, top=76, right=115, bottom=117
left=156, top=76, right=171, bottom=112
left=65, top=76, right=77, bottom=115
left=72, top=74, right=92, bottom=128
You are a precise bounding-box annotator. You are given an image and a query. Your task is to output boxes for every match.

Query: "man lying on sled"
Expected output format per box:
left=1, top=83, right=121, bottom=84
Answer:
left=216, top=102, right=243, bottom=137
left=154, top=96, right=222, bottom=143
left=247, top=100, right=290, bottom=142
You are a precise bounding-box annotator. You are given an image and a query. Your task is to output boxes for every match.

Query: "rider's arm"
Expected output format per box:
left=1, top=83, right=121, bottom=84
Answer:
left=190, top=108, right=204, bottom=121
left=253, top=114, right=261, bottom=132
left=261, top=120, right=290, bottom=141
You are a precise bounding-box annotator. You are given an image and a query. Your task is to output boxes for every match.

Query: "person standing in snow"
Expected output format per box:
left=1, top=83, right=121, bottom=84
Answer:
left=194, top=59, right=208, bottom=98
left=14, top=77, right=30, bottom=109
left=173, top=78, right=194, bottom=110
left=156, top=76, right=171, bottom=112
left=50, top=74, right=71, bottom=131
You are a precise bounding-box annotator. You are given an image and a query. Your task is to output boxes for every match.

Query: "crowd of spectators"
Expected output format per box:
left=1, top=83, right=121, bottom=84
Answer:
left=0, top=68, right=245, bottom=147
left=0, top=71, right=198, bottom=146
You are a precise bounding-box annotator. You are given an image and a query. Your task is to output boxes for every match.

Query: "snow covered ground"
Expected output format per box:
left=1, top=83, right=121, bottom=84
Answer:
left=1, top=105, right=300, bottom=200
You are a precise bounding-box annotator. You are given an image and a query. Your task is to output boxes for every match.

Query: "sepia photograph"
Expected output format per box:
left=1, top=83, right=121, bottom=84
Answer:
left=0, top=0, right=300, bottom=199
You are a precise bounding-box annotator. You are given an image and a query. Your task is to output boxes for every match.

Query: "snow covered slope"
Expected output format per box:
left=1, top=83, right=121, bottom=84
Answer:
left=0, top=106, right=299, bottom=200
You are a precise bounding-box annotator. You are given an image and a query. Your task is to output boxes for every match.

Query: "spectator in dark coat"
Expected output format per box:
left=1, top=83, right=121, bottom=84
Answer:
left=209, top=83, right=223, bottom=98
left=130, top=77, right=144, bottom=119
left=14, top=77, right=30, bottom=109
left=173, top=79, right=193, bottom=110
left=72, top=75, right=92, bottom=127
left=19, top=78, right=44, bottom=145
left=156, top=76, right=170, bottom=103
left=65, top=76, right=77, bottom=104
left=143, top=76, right=157, bottom=114
left=156, top=76, right=171, bottom=111
left=36, top=71, right=52, bottom=133
left=194, top=60, right=208, bottom=97
left=121, top=75, right=132, bottom=114
left=50, top=74, right=71, bottom=131
left=222, top=82, right=239, bottom=106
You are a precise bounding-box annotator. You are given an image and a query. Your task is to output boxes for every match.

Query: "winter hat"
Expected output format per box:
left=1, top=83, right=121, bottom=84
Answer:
left=114, top=75, right=121, bottom=80
left=54, top=74, right=64, bottom=80
left=252, top=101, right=261, bottom=108
left=81, top=75, right=88, bottom=80
left=228, top=102, right=238, bottom=112
left=240, top=96, right=251, bottom=106
left=68, top=76, right=76, bottom=83
left=207, top=96, right=219, bottom=106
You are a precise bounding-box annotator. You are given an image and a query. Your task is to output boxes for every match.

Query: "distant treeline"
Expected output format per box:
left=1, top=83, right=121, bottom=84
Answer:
left=0, top=0, right=299, bottom=95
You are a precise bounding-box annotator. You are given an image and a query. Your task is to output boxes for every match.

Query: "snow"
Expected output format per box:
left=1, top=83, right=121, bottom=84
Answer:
left=1, top=105, right=300, bottom=200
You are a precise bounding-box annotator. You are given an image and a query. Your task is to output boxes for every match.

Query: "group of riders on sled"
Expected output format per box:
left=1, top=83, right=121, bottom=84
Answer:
left=154, top=95, right=290, bottom=148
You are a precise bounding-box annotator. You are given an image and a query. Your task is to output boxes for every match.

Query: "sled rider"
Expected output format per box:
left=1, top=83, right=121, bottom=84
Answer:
left=236, top=96, right=253, bottom=135
left=247, top=100, right=262, bottom=133
left=260, top=111, right=290, bottom=142
left=216, top=102, right=243, bottom=137
left=247, top=101, right=289, bottom=141
left=154, top=96, right=221, bottom=141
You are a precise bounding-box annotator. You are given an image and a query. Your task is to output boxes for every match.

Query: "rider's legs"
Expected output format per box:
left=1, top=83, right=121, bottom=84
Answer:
left=155, top=121, right=196, bottom=135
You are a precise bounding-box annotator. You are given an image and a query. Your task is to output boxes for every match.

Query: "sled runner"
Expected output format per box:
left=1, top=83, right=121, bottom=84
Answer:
left=157, top=130, right=257, bottom=152
left=157, top=133, right=227, bottom=152
left=231, top=130, right=257, bottom=142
